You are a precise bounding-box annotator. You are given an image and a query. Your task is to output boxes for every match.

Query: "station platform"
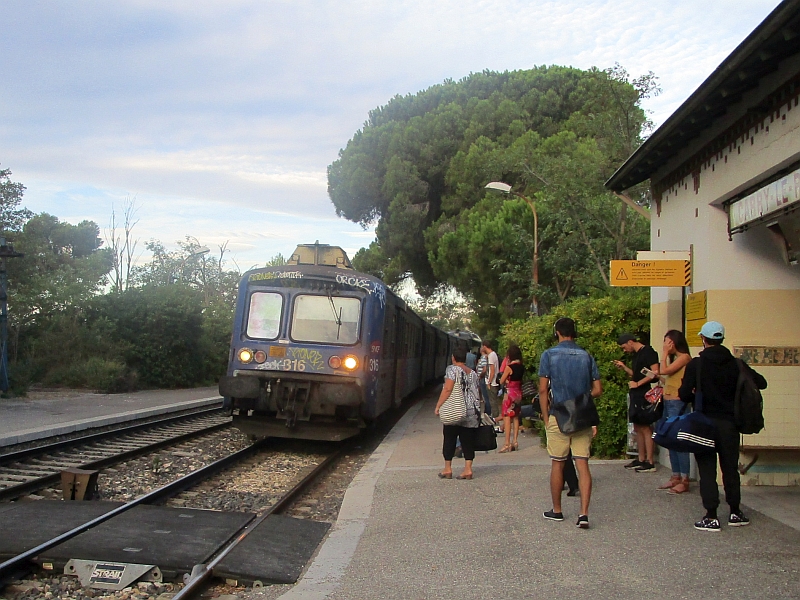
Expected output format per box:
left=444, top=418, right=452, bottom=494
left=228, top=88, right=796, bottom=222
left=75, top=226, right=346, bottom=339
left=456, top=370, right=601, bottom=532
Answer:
left=275, top=388, right=800, bottom=600
left=0, top=387, right=221, bottom=447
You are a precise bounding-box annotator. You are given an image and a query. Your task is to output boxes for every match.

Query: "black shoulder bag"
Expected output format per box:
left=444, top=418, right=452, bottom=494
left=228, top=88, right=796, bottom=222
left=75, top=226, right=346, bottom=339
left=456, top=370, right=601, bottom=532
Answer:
left=550, top=355, right=600, bottom=435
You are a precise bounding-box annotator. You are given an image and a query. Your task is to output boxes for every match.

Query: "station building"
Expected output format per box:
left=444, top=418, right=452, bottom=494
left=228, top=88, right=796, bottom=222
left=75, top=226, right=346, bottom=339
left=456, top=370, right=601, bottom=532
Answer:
left=607, top=0, right=800, bottom=484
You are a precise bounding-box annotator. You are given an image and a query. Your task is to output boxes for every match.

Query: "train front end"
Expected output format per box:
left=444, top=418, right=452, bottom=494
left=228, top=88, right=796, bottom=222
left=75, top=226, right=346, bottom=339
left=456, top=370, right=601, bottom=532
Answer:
left=219, top=244, right=385, bottom=441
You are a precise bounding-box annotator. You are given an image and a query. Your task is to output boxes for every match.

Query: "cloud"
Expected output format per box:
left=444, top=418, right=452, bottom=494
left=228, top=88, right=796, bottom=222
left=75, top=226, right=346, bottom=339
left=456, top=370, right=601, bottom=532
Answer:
left=0, top=0, right=780, bottom=263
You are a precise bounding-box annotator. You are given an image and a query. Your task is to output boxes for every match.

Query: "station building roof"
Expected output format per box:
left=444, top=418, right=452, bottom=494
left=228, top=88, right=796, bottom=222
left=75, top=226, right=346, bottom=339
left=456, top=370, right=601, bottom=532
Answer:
left=606, top=0, right=800, bottom=192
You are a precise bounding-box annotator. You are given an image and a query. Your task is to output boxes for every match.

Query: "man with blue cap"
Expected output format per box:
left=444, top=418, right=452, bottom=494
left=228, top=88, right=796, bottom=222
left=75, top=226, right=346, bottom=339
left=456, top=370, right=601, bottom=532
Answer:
left=678, top=321, right=767, bottom=532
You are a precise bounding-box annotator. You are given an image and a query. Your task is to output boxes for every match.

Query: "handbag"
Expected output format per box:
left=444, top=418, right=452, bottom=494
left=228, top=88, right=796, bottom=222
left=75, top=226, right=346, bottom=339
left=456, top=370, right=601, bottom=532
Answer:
left=652, top=358, right=716, bottom=454
left=439, top=369, right=468, bottom=425
left=637, top=386, right=664, bottom=425
left=474, top=414, right=498, bottom=451
left=644, top=385, right=663, bottom=404
left=550, top=392, right=600, bottom=435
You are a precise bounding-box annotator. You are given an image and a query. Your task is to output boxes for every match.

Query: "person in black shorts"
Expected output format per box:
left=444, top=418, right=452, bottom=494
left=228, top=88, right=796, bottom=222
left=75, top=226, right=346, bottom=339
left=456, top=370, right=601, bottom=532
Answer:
left=614, top=333, right=660, bottom=472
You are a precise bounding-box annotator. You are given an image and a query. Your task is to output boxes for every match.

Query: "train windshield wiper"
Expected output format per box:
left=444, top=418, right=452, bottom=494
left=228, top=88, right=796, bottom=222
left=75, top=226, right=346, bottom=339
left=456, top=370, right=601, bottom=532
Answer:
left=327, top=291, right=344, bottom=340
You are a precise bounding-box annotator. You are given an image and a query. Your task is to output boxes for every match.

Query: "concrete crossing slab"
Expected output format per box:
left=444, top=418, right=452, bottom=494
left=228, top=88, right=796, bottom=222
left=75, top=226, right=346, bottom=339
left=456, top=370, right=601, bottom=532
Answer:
left=215, top=515, right=330, bottom=585
left=35, top=505, right=254, bottom=578
left=0, top=501, right=124, bottom=559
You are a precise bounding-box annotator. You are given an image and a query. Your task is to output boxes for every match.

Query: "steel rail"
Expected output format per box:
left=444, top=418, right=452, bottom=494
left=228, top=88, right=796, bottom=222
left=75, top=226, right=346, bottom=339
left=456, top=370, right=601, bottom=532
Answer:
left=0, top=401, right=224, bottom=462
left=0, top=441, right=263, bottom=585
left=0, top=411, right=230, bottom=501
left=172, top=448, right=343, bottom=600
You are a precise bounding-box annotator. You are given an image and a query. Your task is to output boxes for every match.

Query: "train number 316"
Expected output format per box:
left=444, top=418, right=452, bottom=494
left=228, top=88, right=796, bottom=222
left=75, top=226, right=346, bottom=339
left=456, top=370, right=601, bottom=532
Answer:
left=369, top=359, right=380, bottom=372
left=282, top=359, right=306, bottom=371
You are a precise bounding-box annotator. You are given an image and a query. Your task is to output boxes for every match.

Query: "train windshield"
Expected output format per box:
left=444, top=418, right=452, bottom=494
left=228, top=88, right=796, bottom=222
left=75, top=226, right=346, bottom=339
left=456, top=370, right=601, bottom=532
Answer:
left=291, top=294, right=360, bottom=344
left=246, top=292, right=283, bottom=339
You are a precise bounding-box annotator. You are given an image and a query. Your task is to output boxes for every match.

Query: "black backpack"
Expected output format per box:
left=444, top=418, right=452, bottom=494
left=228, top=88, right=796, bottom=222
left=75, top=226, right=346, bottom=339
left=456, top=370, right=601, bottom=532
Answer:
left=734, top=359, right=765, bottom=435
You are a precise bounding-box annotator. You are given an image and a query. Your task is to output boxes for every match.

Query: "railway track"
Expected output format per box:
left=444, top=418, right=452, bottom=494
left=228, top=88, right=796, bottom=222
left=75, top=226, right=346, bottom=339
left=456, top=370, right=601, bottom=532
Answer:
left=0, top=441, right=341, bottom=592
left=0, top=407, right=232, bottom=501
left=0, top=390, right=424, bottom=597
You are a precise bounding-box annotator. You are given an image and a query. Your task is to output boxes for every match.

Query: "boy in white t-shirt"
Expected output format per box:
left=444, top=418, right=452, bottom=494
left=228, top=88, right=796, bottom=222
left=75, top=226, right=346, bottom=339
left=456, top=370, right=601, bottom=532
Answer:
left=481, top=339, right=501, bottom=418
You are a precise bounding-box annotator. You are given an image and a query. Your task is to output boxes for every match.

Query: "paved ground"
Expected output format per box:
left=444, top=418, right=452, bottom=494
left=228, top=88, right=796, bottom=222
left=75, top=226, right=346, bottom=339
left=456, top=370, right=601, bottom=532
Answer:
left=0, top=387, right=220, bottom=446
left=272, top=388, right=800, bottom=600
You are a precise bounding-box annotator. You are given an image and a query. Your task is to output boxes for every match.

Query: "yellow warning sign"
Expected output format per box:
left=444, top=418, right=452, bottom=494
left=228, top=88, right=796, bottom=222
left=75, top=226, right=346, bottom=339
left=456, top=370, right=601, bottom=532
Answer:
left=610, top=260, right=691, bottom=287
left=685, top=291, right=707, bottom=321
left=686, top=318, right=704, bottom=342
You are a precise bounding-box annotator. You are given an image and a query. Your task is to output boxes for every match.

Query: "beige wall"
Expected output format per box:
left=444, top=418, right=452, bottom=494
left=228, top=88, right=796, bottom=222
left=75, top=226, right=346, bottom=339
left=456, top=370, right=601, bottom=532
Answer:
left=709, top=289, right=800, bottom=449
left=647, top=60, right=800, bottom=471
left=651, top=59, right=800, bottom=293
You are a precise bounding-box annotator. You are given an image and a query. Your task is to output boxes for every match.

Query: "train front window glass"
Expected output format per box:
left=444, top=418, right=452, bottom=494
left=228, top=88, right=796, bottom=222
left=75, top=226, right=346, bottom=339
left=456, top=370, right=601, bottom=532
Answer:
left=246, top=292, right=283, bottom=339
left=291, top=295, right=361, bottom=344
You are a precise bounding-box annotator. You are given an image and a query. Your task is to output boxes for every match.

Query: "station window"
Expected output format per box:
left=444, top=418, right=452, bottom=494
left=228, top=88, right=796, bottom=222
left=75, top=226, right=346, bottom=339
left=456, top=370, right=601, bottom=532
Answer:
left=246, top=292, right=283, bottom=339
left=291, top=295, right=361, bottom=344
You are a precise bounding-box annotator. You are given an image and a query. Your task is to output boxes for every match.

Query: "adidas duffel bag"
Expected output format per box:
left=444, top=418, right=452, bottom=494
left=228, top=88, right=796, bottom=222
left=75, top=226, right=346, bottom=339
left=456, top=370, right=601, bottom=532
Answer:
left=652, top=411, right=717, bottom=454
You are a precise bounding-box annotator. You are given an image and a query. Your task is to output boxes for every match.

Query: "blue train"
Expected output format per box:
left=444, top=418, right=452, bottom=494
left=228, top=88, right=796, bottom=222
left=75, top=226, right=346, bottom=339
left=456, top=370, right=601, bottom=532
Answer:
left=219, top=243, right=470, bottom=441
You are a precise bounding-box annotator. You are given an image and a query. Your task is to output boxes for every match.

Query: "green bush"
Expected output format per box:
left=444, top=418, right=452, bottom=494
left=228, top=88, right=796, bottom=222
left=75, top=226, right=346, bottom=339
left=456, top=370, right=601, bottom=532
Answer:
left=501, top=288, right=649, bottom=457
left=42, top=358, right=136, bottom=393
left=5, top=360, right=37, bottom=397
left=81, top=357, right=136, bottom=393
left=96, top=285, right=206, bottom=388
left=199, top=299, right=235, bottom=385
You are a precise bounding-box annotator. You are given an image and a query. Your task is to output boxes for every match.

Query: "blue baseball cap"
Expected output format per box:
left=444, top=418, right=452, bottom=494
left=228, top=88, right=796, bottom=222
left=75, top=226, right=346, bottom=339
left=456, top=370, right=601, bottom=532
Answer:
left=699, top=321, right=725, bottom=340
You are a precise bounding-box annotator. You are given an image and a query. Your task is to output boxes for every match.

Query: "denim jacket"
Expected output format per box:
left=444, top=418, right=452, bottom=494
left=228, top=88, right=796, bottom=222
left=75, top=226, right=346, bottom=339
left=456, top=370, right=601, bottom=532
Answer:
left=538, top=341, right=600, bottom=405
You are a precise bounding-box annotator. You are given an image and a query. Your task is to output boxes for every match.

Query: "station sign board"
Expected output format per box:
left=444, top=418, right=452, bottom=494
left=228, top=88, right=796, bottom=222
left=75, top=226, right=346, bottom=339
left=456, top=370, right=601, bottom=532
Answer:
left=685, top=290, right=707, bottom=342
left=729, top=165, right=800, bottom=232
left=610, top=260, right=691, bottom=287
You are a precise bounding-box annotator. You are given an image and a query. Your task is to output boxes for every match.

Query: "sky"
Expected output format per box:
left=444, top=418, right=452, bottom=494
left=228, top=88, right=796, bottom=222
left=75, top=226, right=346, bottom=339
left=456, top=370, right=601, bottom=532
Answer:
left=0, top=0, right=783, bottom=272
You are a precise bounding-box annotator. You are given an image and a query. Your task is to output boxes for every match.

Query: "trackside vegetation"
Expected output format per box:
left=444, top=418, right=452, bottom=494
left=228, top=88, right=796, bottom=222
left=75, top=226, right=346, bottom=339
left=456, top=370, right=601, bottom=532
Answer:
left=0, top=169, right=242, bottom=395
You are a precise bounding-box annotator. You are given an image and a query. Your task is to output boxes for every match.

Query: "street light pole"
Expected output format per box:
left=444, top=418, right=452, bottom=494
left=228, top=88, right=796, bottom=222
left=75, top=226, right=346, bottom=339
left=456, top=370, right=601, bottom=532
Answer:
left=485, top=182, right=539, bottom=316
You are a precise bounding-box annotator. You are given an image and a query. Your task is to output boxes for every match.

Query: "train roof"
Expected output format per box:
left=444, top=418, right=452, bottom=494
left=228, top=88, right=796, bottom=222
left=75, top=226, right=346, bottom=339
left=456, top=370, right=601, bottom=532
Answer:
left=243, top=263, right=385, bottom=287
left=287, top=242, right=353, bottom=269
left=449, top=330, right=482, bottom=344
left=239, top=263, right=475, bottom=344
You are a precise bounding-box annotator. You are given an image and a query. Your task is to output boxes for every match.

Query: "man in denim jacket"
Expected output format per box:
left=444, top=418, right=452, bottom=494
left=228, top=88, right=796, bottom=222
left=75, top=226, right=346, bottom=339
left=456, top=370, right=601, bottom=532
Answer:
left=539, top=317, right=602, bottom=529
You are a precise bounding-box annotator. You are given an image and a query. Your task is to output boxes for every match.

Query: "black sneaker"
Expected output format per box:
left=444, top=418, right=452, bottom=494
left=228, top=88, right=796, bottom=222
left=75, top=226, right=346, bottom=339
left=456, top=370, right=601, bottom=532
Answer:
left=576, top=514, right=589, bottom=529
left=624, top=459, right=643, bottom=469
left=694, top=516, right=721, bottom=531
left=543, top=510, right=564, bottom=521
left=728, top=512, right=750, bottom=527
left=635, top=461, right=656, bottom=473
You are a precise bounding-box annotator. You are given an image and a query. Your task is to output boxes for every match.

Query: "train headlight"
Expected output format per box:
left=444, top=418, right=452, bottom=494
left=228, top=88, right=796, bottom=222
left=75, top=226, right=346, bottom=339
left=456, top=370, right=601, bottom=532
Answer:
left=254, top=350, right=267, bottom=364
left=343, top=355, right=358, bottom=370
left=328, top=356, right=342, bottom=369
left=238, top=348, right=254, bottom=363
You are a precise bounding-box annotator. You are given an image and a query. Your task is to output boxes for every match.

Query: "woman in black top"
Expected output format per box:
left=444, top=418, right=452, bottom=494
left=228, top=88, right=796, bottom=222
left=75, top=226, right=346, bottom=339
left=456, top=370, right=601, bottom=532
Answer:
left=499, top=344, right=524, bottom=452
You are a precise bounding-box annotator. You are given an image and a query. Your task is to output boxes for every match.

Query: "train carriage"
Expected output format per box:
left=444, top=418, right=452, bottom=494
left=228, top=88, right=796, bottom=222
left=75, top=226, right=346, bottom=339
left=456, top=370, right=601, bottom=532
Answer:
left=219, top=243, right=461, bottom=441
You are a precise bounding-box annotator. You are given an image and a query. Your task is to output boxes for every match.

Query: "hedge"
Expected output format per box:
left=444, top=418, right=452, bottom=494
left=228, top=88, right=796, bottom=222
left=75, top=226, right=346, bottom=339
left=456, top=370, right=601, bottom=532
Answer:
left=501, top=288, right=650, bottom=457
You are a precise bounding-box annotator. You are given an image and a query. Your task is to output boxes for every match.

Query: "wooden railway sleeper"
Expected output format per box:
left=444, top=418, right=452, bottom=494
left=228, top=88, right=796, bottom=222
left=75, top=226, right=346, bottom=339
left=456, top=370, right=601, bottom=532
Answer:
left=26, top=460, right=87, bottom=468
left=0, top=467, right=57, bottom=476
left=2, top=464, right=63, bottom=473
left=0, top=474, right=41, bottom=483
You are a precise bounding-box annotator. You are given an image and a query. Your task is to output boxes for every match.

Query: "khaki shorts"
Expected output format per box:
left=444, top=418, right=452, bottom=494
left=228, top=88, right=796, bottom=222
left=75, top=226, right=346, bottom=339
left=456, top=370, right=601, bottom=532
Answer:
left=546, top=415, right=592, bottom=460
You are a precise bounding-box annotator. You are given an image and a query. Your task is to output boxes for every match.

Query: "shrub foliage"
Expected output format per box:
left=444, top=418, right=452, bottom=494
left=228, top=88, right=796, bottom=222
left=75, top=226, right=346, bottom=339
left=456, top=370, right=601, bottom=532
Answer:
left=501, top=288, right=650, bottom=457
